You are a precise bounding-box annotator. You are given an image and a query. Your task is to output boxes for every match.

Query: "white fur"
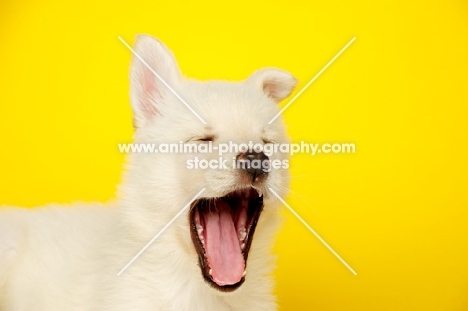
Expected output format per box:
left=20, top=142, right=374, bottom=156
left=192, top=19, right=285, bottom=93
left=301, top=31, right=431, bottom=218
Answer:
left=0, top=35, right=297, bottom=311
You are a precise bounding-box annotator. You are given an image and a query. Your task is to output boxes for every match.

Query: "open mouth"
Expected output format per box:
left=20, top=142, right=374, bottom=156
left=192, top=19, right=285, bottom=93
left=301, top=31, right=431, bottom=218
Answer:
left=189, top=187, right=264, bottom=291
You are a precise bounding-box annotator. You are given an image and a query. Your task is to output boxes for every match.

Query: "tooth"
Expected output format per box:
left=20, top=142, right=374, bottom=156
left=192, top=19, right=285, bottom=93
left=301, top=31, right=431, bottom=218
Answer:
left=251, top=186, right=262, bottom=198
left=242, top=270, right=246, bottom=277
left=209, top=269, right=212, bottom=275
left=241, top=243, right=245, bottom=250
left=239, top=229, right=247, bottom=241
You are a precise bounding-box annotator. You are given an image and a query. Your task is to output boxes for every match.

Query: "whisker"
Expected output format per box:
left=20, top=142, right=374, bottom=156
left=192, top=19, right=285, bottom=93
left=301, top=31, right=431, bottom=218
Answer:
left=274, top=185, right=321, bottom=217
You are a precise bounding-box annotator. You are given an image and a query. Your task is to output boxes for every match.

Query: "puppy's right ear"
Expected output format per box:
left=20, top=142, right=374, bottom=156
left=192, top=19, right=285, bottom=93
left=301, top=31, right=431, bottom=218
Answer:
left=130, top=35, right=181, bottom=128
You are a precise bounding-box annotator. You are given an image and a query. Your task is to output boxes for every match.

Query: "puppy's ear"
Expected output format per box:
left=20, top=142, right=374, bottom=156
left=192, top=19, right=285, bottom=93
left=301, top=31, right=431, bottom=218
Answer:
left=246, top=68, right=298, bottom=102
left=130, top=35, right=181, bottom=128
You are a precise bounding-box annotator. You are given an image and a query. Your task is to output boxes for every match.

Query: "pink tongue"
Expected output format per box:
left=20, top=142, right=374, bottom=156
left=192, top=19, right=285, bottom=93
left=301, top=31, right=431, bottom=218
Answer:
left=204, top=200, right=245, bottom=286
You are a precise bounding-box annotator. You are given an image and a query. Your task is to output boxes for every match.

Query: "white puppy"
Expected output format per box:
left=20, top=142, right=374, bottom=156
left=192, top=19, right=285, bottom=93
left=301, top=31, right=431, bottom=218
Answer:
left=0, top=35, right=297, bottom=311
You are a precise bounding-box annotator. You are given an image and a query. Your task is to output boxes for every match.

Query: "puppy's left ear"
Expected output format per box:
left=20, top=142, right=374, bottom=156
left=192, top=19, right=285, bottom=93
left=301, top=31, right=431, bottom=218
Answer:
left=246, top=68, right=298, bottom=102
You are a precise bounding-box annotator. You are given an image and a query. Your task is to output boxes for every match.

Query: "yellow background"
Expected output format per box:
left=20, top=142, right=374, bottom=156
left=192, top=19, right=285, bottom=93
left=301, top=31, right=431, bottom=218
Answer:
left=1, top=0, right=467, bottom=310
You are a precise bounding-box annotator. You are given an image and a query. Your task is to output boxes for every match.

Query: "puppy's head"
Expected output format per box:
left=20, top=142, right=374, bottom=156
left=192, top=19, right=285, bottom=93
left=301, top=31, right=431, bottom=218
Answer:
left=128, top=35, right=297, bottom=292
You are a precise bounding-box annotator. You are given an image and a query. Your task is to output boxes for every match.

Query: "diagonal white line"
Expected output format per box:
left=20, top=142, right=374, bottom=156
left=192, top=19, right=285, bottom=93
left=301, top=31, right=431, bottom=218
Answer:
left=117, top=188, right=206, bottom=276
left=118, top=36, right=207, bottom=125
left=268, top=188, right=357, bottom=275
left=268, top=37, right=356, bottom=124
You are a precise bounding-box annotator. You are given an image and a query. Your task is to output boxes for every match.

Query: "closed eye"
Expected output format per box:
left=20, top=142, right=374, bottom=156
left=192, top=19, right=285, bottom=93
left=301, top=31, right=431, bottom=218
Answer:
left=198, top=136, right=214, bottom=142
left=188, top=135, right=215, bottom=142
left=262, top=138, right=276, bottom=144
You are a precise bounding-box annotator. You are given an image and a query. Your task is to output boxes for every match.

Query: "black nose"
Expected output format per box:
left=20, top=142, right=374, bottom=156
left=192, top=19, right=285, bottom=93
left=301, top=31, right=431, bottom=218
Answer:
left=236, top=151, right=270, bottom=181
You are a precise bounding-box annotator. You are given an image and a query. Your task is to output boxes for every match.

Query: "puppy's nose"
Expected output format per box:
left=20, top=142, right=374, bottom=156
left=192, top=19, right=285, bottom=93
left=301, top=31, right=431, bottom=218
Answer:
left=236, top=151, right=270, bottom=181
